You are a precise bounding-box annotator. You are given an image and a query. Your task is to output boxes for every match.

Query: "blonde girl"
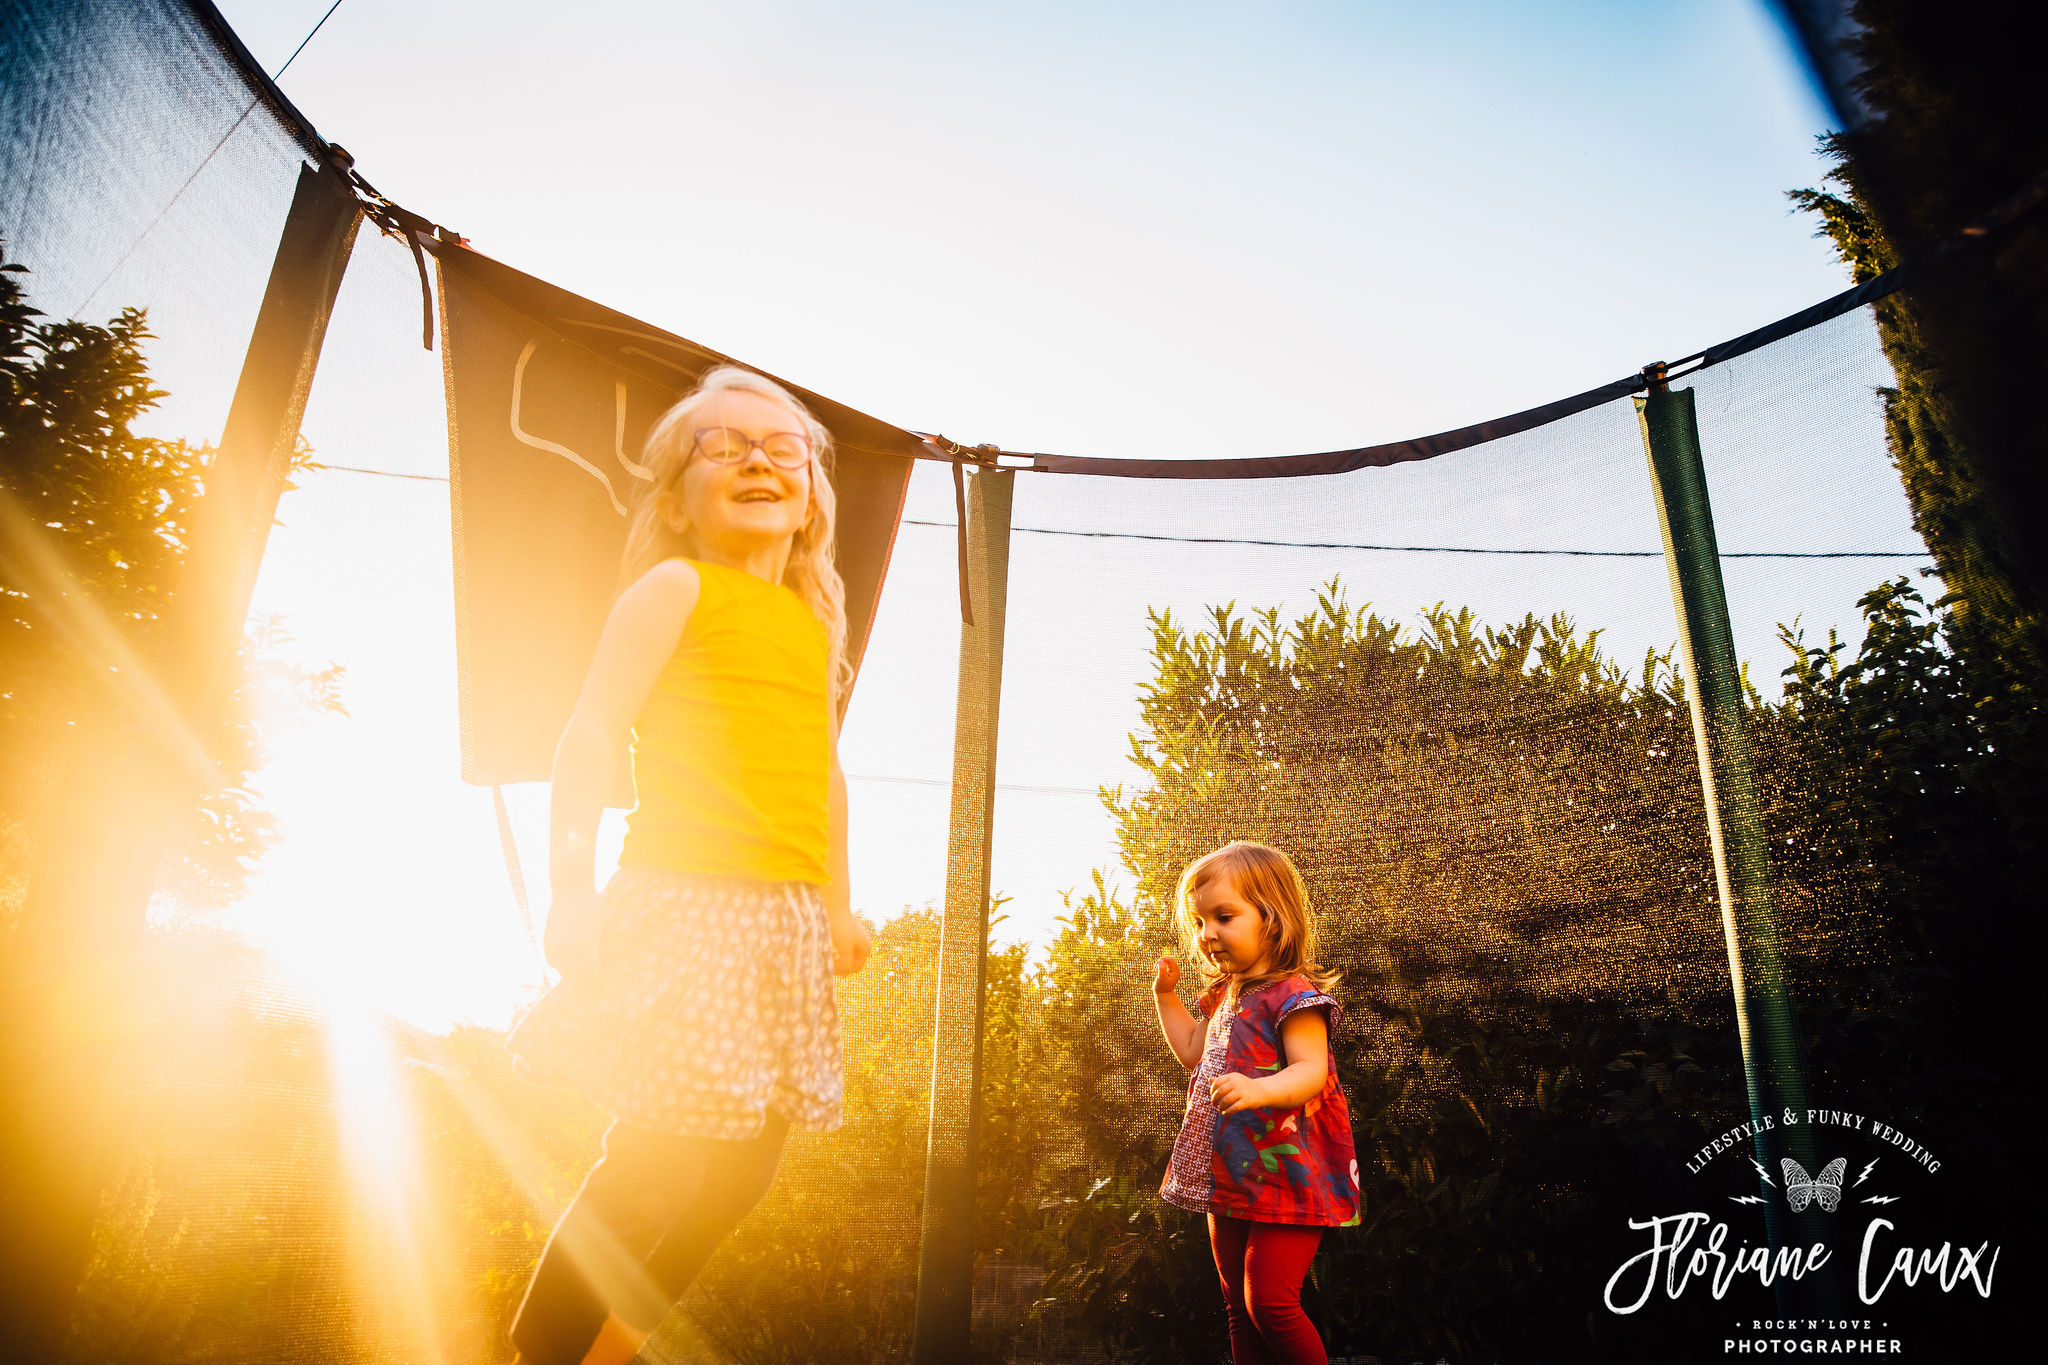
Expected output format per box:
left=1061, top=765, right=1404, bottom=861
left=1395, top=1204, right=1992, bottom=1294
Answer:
left=1152, top=841, right=1358, bottom=1365
left=507, top=366, right=872, bottom=1365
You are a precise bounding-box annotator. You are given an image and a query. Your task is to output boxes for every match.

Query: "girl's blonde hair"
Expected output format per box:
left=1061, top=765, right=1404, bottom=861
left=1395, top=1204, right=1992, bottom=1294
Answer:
left=1174, top=841, right=1340, bottom=1001
left=618, top=366, right=851, bottom=700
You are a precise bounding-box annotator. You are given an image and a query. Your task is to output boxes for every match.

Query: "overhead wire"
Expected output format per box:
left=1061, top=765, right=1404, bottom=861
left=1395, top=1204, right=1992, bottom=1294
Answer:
left=71, top=1, right=348, bottom=315
left=899, top=519, right=1932, bottom=560
left=273, top=1, right=347, bottom=81
left=311, top=467, right=1928, bottom=560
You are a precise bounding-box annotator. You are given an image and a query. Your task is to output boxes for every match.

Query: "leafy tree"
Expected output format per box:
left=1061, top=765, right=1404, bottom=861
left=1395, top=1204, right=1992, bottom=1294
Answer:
left=1786, top=0, right=2048, bottom=629
left=60, top=926, right=360, bottom=1363
left=1021, top=578, right=2027, bottom=1360
left=1763, top=580, right=2039, bottom=1185
left=680, top=907, right=941, bottom=1364
left=57, top=578, right=2030, bottom=1363
left=0, top=237, right=341, bottom=1361
left=1011, top=587, right=1743, bottom=1359
left=0, top=241, right=339, bottom=925
left=1787, top=2, right=2045, bottom=1257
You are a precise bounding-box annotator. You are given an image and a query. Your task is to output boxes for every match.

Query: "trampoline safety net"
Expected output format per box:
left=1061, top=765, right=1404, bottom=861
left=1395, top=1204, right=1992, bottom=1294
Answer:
left=1, top=2, right=2032, bottom=1363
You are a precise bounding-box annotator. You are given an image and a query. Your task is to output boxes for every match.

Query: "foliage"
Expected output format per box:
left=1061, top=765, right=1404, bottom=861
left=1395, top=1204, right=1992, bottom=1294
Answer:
left=1787, top=0, right=2048, bottom=630
left=1778, top=14, right=2046, bottom=1332
left=1107, top=586, right=1723, bottom=1014
left=1771, top=580, right=2040, bottom=955
left=1033, top=1172, right=1228, bottom=1365
left=1764, top=579, right=2041, bottom=1151
left=682, top=908, right=940, bottom=1364
left=0, top=241, right=339, bottom=918
left=64, top=928, right=361, bottom=1363
left=1786, top=170, right=2031, bottom=644
left=18, top=213, right=2031, bottom=1363
left=1027, top=578, right=2032, bottom=1360
left=64, top=923, right=610, bottom=1365
left=60, top=568, right=2037, bottom=1363
left=1016, top=589, right=1751, bottom=1359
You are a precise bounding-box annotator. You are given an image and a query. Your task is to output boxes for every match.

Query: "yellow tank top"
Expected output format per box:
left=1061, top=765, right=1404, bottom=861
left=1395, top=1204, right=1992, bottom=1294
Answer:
left=620, top=559, right=831, bottom=884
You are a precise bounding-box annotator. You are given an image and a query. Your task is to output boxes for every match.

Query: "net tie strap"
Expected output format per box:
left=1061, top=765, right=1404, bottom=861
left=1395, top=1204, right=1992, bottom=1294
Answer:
left=344, top=158, right=445, bottom=351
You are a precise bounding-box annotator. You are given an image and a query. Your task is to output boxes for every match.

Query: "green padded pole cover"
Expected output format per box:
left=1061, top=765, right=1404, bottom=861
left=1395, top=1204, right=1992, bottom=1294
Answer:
left=1637, top=383, right=1837, bottom=1310
left=911, top=466, right=1015, bottom=1363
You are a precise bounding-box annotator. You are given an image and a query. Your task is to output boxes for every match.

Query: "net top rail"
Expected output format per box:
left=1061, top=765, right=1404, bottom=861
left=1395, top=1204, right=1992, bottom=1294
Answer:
left=189, top=0, right=327, bottom=159
left=919, top=164, right=2048, bottom=479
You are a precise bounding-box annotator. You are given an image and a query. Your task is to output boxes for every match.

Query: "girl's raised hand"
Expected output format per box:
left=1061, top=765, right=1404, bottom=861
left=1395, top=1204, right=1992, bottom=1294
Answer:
left=1152, top=955, right=1181, bottom=995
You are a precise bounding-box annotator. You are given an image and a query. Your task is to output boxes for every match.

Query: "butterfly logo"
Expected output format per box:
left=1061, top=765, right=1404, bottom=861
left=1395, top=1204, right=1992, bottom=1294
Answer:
left=1782, top=1157, right=1847, bottom=1213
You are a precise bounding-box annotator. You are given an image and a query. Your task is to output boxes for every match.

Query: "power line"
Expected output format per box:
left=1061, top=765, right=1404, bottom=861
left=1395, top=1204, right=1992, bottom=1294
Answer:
left=322, top=463, right=447, bottom=482
left=898, top=519, right=1930, bottom=560
left=846, top=772, right=1097, bottom=796
left=275, top=1, right=348, bottom=81
left=315, top=467, right=1932, bottom=560
left=73, top=106, right=262, bottom=315
left=72, top=2, right=348, bottom=316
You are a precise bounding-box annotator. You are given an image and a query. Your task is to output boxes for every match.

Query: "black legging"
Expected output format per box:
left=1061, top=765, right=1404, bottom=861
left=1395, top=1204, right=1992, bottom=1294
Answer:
left=511, top=1113, right=791, bottom=1365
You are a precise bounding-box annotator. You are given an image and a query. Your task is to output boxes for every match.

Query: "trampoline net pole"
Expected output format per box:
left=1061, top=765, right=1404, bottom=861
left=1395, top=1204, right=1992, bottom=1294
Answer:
left=182, top=156, right=362, bottom=718
left=910, top=466, right=1014, bottom=1363
left=1636, top=380, right=1837, bottom=1312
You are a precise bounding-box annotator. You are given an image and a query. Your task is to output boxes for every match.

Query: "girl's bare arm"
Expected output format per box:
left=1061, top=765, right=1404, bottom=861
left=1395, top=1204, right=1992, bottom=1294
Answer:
left=823, top=704, right=872, bottom=974
left=545, top=561, right=700, bottom=975
left=824, top=749, right=851, bottom=918
left=1264, top=1008, right=1331, bottom=1107
left=1209, top=1008, right=1330, bottom=1114
left=1152, top=957, right=1205, bottom=1070
left=1204, top=1010, right=1335, bottom=1113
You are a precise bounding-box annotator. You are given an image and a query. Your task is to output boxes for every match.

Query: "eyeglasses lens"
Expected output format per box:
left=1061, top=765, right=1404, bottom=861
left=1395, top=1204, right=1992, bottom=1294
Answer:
left=694, top=428, right=811, bottom=468
left=762, top=434, right=811, bottom=467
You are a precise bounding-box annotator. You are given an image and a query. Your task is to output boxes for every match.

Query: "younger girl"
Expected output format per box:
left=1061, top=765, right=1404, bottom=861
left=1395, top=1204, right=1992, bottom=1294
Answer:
left=506, top=366, right=873, bottom=1365
left=1152, top=841, right=1357, bottom=1365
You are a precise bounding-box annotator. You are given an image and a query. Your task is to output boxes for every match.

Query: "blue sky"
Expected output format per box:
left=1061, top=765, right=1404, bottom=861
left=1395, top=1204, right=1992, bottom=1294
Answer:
left=219, top=0, right=1843, bottom=450
left=183, top=1, right=1920, bottom=1031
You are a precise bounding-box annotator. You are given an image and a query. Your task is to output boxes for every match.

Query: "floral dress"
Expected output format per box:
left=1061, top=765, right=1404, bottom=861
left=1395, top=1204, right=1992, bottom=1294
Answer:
left=506, top=867, right=842, bottom=1141
left=1160, top=973, right=1360, bottom=1227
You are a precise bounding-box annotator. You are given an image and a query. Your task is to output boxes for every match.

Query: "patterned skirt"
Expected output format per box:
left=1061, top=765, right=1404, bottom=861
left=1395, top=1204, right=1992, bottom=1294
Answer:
left=507, top=865, right=843, bottom=1140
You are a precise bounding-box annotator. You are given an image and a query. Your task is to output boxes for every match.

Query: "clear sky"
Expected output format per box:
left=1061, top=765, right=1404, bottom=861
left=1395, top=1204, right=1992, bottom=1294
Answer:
left=186, top=0, right=1925, bottom=1033
left=220, top=0, right=1845, bottom=450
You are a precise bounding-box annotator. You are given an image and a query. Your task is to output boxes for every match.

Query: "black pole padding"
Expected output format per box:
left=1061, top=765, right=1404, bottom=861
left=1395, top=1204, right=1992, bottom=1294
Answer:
left=184, top=155, right=363, bottom=709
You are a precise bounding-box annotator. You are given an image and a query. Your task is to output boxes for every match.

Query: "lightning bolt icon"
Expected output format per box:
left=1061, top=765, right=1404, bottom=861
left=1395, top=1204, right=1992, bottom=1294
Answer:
left=1863, top=1195, right=1900, bottom=1205
left=1751, top=1158, right=1775, bottom=1187
left=1855, top=1159, right=1879, bottom=1187
left=1730, top=1195, right=1765, bottom=1205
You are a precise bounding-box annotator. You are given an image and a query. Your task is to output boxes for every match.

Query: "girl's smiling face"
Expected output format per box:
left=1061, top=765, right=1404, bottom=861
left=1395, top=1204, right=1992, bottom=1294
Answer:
left=673, top=389, right=813, bottom=554
left=1190, top=874, right=1273, bottom=977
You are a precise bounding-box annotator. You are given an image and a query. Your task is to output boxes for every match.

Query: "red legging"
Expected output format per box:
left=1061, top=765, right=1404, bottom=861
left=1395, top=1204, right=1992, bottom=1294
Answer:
left=1208, top=1213, right=1328, bottom=1365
